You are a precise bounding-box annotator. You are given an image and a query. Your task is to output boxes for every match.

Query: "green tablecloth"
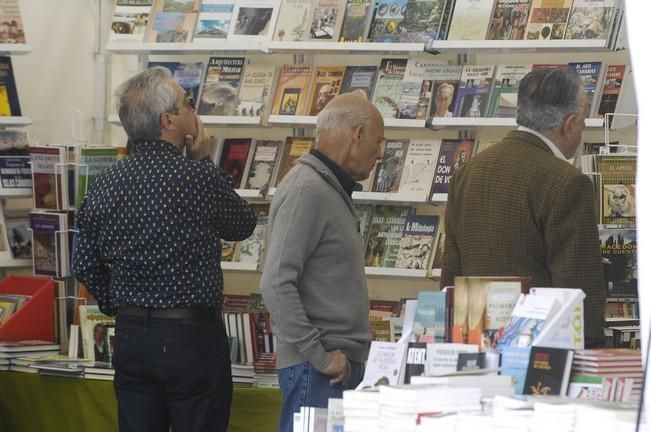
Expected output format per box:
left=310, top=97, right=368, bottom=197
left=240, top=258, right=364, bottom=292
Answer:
left=0, top=371, right=280, bottom=432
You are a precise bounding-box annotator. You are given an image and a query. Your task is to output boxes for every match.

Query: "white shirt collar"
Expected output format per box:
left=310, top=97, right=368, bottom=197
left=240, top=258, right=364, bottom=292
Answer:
left=517, top=126, right=567, bottom=161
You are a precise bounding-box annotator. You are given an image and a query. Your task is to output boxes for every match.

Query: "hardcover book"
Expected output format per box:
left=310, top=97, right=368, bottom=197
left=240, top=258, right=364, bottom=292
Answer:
left=523, top=346, right=574, bottom=396
left=372, top=139, right=409, bottom=193
left=486, top=64, right=532, bottom=118
left=307, top=0, right=347, bottom=41
left=270, top=64, right=313, bottom=116
left=430, top=138, right=477, bottom=201
left=197, top=56, right=244, bottom=116
left=0, top=56, right=21, bottom=116
left=599, top=227, right=637, bottom=298
left=306, top=66, right=345, bottom=116
left=525, top=0, right=573, bottom=40
left=339, top=0, right=374, bottom=42
left=340, top=65, right=378, bottom=99
left=149, top=61, right=205, bottom=110
left=397, top=139, right=440, bottom=199
left=218, top=138, right=253, bottom=189
left=273, top=0, right=312, bottom=41
left=193, top=0, right=235, bottom=40
left=485, top=0, right=532, bottom=40
left=564, top=0, right=616, bottom=40
left=395, top=215, right=439, bottom=270
left=109, top=0, right=152, bottom=43
left=364, top=205, right=414, bottom=268
left=236, top=64, right=276, bottom=118
left=372, top=58, right=408, bottom=119
left=452, top=64, right=495, bottom=118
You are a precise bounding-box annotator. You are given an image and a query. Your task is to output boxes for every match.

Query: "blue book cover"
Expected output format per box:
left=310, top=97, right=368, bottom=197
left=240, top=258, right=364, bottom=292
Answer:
left=412, top=291, right=446, bottom=343
left=500, top=346, right=531, bottom=395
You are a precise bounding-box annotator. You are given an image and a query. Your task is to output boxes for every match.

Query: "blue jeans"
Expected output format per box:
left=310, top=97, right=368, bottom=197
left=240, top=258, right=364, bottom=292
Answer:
left=277, top=360, right=364, bottom=432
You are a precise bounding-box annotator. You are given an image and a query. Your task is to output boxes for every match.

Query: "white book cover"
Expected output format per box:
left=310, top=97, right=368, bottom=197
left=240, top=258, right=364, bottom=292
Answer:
left=226, top=0, right=281, bottom=43
left=447, top=0, right=494, bottom=40
left=496, top=293, right=560, bottom=349
left=397, top=139, right=440, bottom=199
left=425, top=342, right=479, bottom=376
left=272, top=0, right=313, bottom=41
left=109, top=3, right=151, bottom=43
left=358, top=341, right=409, bottom=388
left=193, top=0, right=235, bottom=41
left=529, top=287, right=586, bottom=350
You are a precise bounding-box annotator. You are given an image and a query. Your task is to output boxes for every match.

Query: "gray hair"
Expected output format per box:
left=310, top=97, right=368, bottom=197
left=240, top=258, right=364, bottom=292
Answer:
left=516, top=68, right=583, bottom=134
left=315, top=91, right=374, bottom=147
left=116, top=66, right=178, bottom=141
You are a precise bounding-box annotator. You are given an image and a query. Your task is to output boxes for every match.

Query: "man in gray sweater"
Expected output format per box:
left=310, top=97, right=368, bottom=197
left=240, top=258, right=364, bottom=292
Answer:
left=261, top=90, right=385, bottom=431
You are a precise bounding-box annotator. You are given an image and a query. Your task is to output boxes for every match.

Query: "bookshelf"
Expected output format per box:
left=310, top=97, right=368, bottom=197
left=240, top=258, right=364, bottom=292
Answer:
left=0, top=44, right=31, bottom=55
left=0, top=117, right=32, bottom=127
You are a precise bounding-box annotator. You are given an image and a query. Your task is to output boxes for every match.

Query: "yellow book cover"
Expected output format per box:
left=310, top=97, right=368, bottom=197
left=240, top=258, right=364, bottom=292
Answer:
left=306, top=65, right=345, bottom=116
left=271, top=64, right=313, bottom=116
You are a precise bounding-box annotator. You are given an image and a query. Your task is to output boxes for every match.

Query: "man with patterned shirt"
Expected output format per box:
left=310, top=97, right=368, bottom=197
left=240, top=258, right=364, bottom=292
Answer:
left=441, top=68, right=606, bottom=347
left=72, top=67, right=256, bottom=432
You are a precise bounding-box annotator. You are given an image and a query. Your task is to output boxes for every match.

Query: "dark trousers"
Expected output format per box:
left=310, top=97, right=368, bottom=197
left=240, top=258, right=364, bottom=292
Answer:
left=113, top=314, right=232, bottom=432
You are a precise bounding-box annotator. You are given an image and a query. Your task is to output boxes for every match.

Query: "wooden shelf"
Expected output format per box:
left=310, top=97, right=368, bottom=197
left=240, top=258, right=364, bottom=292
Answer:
left=266, top=41, right=425, bottom=54
left=0, top=44, right=31, bottom=55
left=105, top=41, right=263, bottom=55
left=0, top=117, right=32, bottom=126
left=426, top=39, right=611, bottom=54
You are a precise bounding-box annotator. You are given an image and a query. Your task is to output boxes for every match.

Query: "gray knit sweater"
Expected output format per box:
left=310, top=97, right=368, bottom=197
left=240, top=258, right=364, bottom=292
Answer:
left=260, top=153, right=370, bottom=371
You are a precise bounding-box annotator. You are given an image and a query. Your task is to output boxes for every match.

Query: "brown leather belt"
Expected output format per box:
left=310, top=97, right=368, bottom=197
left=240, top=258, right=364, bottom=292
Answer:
left=118, top=306, right=218, bottom=322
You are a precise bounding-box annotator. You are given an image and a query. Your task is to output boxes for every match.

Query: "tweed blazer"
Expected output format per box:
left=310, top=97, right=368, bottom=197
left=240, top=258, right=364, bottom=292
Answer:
left=440, top=130, right=605, bottom=345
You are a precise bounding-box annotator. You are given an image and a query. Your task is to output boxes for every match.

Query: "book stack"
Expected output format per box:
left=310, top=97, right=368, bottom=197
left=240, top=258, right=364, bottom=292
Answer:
left=0, top=340, right=61, bottom=373
left=342, top=387, right=380, bottom=432
left=570, top=348, right=642, bottom=402
left=252, top=352, right=278, bottom=388
left=231, top=363, right=255, bottom=387
left=83, top=361, right=115, bottom=381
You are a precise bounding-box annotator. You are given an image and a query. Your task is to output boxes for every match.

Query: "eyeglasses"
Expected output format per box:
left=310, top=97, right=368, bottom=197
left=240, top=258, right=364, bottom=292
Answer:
left=167, top=91, right=196, bottom=114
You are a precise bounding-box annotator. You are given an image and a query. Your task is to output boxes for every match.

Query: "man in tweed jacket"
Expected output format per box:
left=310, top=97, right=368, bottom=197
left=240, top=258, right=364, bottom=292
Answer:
left=441, top=68, right=605, bottom=347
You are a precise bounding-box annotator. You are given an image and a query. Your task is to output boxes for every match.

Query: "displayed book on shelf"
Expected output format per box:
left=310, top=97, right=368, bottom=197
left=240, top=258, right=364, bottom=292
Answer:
left=109, top=0, right=152, bottom=43
left=446, top=0, right=494, bottom=40
left=193, top=0, right=235, bottom=41
left=430, top=138, right=477, bottom=201
left=564, top=0, right=617, bottom=40
left=452, top=64, right=495, bottom=118
left=485, top=0, right=532, bottom=41
left=597, top=64, right=627, bottom=119
left=364, top=205, right=414, bottom=268
left=242, top=139, right=283, bottom=193
left=29, top=145, right=67, bottom=211
left=29, top=211, right=69, bottom=277
left=0, top=129, right=30, bottom=195
left=217, top=138, right=253, bottom=188
left=372, top=58, right=408, bottom=119
left=486, top=64, right=532, bottom=117
left=0, top=0, right=26, bottom=44
left=395, top=214, right=439, bottom=270
left=338, top=0, right=374, bottom=43
left=197, top=56, right=244, bottom=116
left=396, top=139, right=439, bottom=200
left=525, top=0, right=572, bottom=41
left=599, top=226, right=636, bottom=298
left=145, top=0, right=200, bottom=43
left=372, top=139, right=409, bottom=193
left=74, top=146, right=120, bottom=208
left=340, top=65, right=377, bottom=99
left=368, top=0, right=407, bottom=42
left=272, top=0, right=311, bottom=41
left=0, top=56, right=21, bottom=116
left=307, top=0, right=347, bottom=41
left=236, top=63, right=276, bottom=119
left=227, top=0, right=281, bottom=43
left=270, top=64, right=313, bottom=116
left=305, top=65, right=345, bottom=116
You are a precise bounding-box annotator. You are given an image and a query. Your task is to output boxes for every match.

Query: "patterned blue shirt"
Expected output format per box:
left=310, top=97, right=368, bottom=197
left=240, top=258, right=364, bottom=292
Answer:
left=72, top=140, right=257, bottom=316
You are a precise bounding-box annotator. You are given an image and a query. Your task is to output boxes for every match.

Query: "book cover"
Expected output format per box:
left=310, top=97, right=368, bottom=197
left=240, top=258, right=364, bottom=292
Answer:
left=361, top=341, right=408, bottom=387
left=227, top=0, right=281, bottom=42
left=485, top=282, right=526, bottom=344
left=372, top=139, right=409, bottom=193
left=218, top=138, right=253, bottom=188
left=0, top=56, right=21, bottom=116
left=425, top=343, right=479, bottom=376
left=146, top=9, right=198, bottom=42
left=364, top=205, right=414, bottom=268
left=395, top=215, right=439, bottom=270
left=243, top=140, right=283, bottom=193
left=599, top=227, right=637, bottom=298
left=307, top=0, right=347, bottom=41
left=193, top=0, right=235, bottom=40
left=597, top=64, right=626, bottom=119
left=355, top=203, right=374, bottom=252
left=371, top=58, right=408, bottom=119
left=29, top=212, right=63, bottom=277
left=273, top=0, right=312, bottom=41
left=496, top=293, right=559, bottom=349
left=425, top=64, right=463, bottom=120
left=396, top=0, right=448, bottom=43
left=339, top=0, right=374, bottom=42
left=486, top=64, right=532, bottom=118
left=370, top=319, right=394, bottom=342
left=149, top=61, right=205, bottom=109
left=270, top=64, right=313, bottom=116
left=0, top=132, right=31, bottom=194
left=29, top=146, right=67, bottom=210
left=596, top=155, right=636, bottom=225
left=430, top=139, right=477, bottom=201
left=274, top=136, right=314, bottom=186
left=236, top=64, right=276, bottom=118
left=368, top=0, right=408, bottom=42
left=525, top=0, right=573, bottom=40
left=397, top=80, right=425, bottom=120
left=500, top=346, right=531, bottom=394
left=452, top=64, right=495, bottom=118
left=109, top=1, right=152, bottom=43
left=197, top=56, right=245, bottom=116
left=403, top=342, right=427, bottom=384
left=411, top=291, right=446, bottom=342
left=75, top=147, right=119, bottom=208
left=4, top=210, right=30, bottom=259
left=485, top=0, right=532, bottom=40
left=0, top=0, right=25, bottom=43
left=564, top=0, right=616, bottom=40
left=568, top=61, right=603, bottom=118
left=523, top=346, right=574, bottom=396
left=306, top=66, right=345, bottom=116
left=235, top=205, right=268, bottom=265
left=340, top=65, right=378, bottom=99
left=397, top=139, right=440, bottom=199
left=79, top=305, right=115, bottom=362
left=447, top=0, right=494, bottom=40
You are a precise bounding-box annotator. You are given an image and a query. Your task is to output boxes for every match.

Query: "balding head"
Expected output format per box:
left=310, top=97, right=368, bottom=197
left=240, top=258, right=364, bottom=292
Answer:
left=316, top=89, right=383, bottom=147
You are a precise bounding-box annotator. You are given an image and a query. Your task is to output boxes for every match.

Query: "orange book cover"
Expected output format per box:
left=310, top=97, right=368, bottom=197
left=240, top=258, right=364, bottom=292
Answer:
left=271, top=64, right=313, bottom=116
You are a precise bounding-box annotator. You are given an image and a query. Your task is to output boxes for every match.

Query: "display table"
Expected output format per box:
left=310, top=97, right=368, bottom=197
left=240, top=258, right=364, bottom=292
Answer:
left=0, top=371, right=281, bottom=431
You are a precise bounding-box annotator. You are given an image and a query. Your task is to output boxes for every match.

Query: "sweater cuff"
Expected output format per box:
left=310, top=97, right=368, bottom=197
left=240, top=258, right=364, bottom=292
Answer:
left=300, top=340, right=330, bottom=372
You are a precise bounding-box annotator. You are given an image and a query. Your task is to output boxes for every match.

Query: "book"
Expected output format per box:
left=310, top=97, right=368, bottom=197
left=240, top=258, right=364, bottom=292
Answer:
left=395, top=215, right=439, bottom=270
left=0, top=0, right=26, bottom=44
left=29, top=211, right=68, bottom=277
left=75, top=147, right=120, bottom=208
left=274, top=136, right=314, bottom=186
left=236, top=64, right=276, bottom=118
left=364, top=205, right=414, bottom=268
left=0, top=130, right=31, bottom=195
left=486, top=64, right=532, bottom=118
left=234, top=205, right=268, bottom=266
left=411, top=290, right=446, bottom=342
left=568, top=61, right=604, bottom=118
left=270, top=64, right=313, bottom=116
left=371, top=58, right=408, bottom=119
left=360, top=341, right=408, bottom=387
left=404, top=341, right=427, bottom=383
left=500, top=346, right=531, bottom=394
left=145, top=0, right=200, bottom=43
left=355, top=203, right=374, bottom=252
left=78, top=305, right=115, bottom=363
left=430, top=139, right=477, bottom=201
left=306, top=65, right=345, bottom=116
left=599, top=227, right=637, bottom=298
left=397, top=139, right=440, bottom=199
left=496, top=293, right=560, bottom=349
left=446, top=0, right=494, bottom=40
left=370, top=319, right=394, bottom=342
left=243, top=140, right=283, bottom=193
left=227, top=0, right=281, bottom=42
left=425, top=343, right=479, bottom=376
left=4, top=210, right=30, bottom=259
left=523, top=346, right=574, bottom=396
left=197, top=56, right=245, bottom=116
left=396, top=0, right=448, bottom=43
left=525, top=0, right=573, bottom=40
left=0, top=56, right=21, bottom=116
left=218, top=138, right=253, bottom=188
left=371, top=139, right=409, bottom=193
left=29, top=146, right=68, bottom=210
left=307, top=0, right=347, bottom=41
left=564, top=0, right=616, bottom=40
left=485, top=0, right=532, bottom=40
left=340, top=65, right=378, bottom=99
left=109, top=0, right=152, bottom=43
left=193, top=0, right=234, bottom=40
left=339, top=0, right=375, bottom=42
left=272, top=0, right=312, bottom=41
left=425, top=64, right=463, bottom=120
left=596, top=154, right=636, bottom=225
left=452, top=64, right=495, bottom=118
left=597, top=64, right=627, bottom=119
left=368, top=0, right=408, bottom=42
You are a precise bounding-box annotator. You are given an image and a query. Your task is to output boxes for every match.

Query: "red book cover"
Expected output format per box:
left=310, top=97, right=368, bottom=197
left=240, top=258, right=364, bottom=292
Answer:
left=29, top=146, right=66, bottom=210
left=218, top=139, right=253, bottom=189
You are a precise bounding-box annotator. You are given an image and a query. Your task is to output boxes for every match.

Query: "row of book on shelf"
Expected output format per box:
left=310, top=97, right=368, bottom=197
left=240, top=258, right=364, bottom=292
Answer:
left=137, top=56, right=628, bottom=125
left=110, top=0, right=624, bottom=46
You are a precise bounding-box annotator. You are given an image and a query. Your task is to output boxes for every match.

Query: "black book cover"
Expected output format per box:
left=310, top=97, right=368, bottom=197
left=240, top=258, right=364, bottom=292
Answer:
left=523, top=346, right=574, bottom=396
left=403, top=341, right=426, bottom=384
